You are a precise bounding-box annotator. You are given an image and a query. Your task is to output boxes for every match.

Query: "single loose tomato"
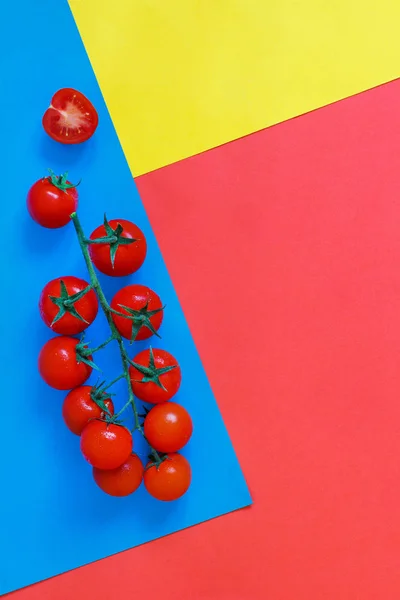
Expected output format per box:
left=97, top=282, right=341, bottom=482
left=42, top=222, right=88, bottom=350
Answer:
left=93, top=453, right=143, bottom=497
left=42, top=88, right=98, bottom=144
left=111, top=284, right=164, bottom=342
left=144, top=454, right=191, bottom=501
left=39, top=276, right=98, bottom=335
left=38, top=336, right=93, bottom=390
left=89, top=217, right=147, bottom=277
left=129, top=348, right=181, bottom=404
left=144, top=402, right=193, bottom=453
left=62, top=386, right=114, bottom=436
left=27, top=171, right=78, bottom=228
left=80, top=420, right=133, bottom=470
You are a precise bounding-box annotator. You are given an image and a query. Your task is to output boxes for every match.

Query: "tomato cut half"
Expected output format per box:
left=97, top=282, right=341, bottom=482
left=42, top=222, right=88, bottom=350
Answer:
left=42, top=88, right=99, bottom=144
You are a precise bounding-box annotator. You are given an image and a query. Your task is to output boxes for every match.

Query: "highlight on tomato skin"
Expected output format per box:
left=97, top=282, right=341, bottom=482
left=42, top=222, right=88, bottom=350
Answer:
left=42, top=88, right=99, bottom=145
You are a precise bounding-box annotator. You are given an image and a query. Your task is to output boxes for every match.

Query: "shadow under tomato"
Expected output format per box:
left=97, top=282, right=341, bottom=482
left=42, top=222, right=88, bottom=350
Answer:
left=21, top=208, right=73, bottom=255
left=38, top=132, right=93, bottom=168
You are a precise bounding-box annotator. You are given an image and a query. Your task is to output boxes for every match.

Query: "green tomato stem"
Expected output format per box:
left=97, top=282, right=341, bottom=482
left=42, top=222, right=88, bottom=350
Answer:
left=102, top=372, right=125, bottom=390
left=89, top=336, right=114, bottom=353
left=70, top=212, right=161, bottom=462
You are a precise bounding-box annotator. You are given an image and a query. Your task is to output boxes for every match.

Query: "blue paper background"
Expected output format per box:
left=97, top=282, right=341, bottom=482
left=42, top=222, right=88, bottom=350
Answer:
left=0, top=1, right=251, bottom=594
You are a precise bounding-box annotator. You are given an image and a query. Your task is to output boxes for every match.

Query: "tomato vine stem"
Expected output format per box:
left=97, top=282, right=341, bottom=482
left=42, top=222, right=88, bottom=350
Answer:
left=102, top=373, right=125, bottom=390
left=89, top=336, right=114, bottom=354
left=70, top=212, right=161, bottom=463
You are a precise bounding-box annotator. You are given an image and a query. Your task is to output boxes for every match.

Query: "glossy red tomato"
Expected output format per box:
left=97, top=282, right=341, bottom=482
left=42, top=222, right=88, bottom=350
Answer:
left=111, top=284, right=164, bottom=342
left=129, top=348, right=181, bottom=404
left=62, top=386, right=114, bottom=436
left=42, top=88, right=98, bottom=144
left=144, top=454, right=191, bottom=501
left=80, top=420, right=133, bottom=470
left=144, top=402, right=193, bottom=453
left=93, top=453, right=144, bottom=497
left=27, top=172, right=78, bottom=228
left=38, top=336, right=93, bottom=390
left=89, top=219, right=147, bottom=277
left=39, top=276, right=98, bottom=335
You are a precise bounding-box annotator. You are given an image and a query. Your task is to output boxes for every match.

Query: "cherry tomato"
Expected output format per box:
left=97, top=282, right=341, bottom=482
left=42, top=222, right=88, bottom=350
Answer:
left=144, top=454, right=191, bottom=501
left=80, top=420, right=133, bottom=470
left=89, top=219, right=147, bottom=277
left=144, top=402, right=193, bottom=453
left=111, top=284, right=163, bottom=342
left=27, top=171, right=78, bottom=228
left=39, top=276, right=98, bottom=335
left=129, top=348, right=181, bottom=404
left=62, top=386, right=114, bottom=436
left=38, top=336, right=93, bottom=390
left=93, top=453, right=143, bottom=497
left=42, top=88, right=98, bottom=144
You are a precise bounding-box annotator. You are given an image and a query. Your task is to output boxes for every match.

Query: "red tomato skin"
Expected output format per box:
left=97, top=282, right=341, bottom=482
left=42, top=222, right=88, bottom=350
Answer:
left=62, top=386, right=114, bottom=436
left=144, top=454, right=191, bottom=501
left=80, top=421, right=133, bottom=470
left=39, top=276, right=98, bottom=335
left=129, top=348, right=182, bottom=404
left=42, top=88, right=98, bottom=144
left=93, top=454, right=144, bottom=497
left=38, top=336, right=92, bottom=390
left=27, top=177, right=78, bottom=229
left=111, top=284, right=163, bottom=341
left=89, top=219, right=147, bottom=277
left=144, top=402, right=193, bottom=453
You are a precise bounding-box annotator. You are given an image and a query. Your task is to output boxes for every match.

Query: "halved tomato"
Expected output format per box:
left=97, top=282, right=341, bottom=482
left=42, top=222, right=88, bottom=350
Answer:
left=42, top=88, right=99, bottom=144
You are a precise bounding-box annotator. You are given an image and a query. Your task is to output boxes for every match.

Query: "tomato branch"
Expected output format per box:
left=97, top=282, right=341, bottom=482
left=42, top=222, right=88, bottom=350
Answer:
left=70, top=211, right=162, bottom=462
left=102, top=372, right=125, bottom=390
left=89, top=336, right=114, bottom=354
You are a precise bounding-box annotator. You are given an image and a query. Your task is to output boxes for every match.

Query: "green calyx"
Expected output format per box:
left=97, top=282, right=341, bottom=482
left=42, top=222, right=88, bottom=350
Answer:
left=87, top=214, right=138, bottom=267
left=116, top=300, right=164, bottom=343
left=49, top=280, right=92, bottom=327
left=75, top=333, right=100, bottom=371
left=48, top=169, right=81, bottom=192
left=90, top=383, right=113, bottom=415
left=129, top=347, right=176, bottom=390
left=146, top=451, right=169, bottom=469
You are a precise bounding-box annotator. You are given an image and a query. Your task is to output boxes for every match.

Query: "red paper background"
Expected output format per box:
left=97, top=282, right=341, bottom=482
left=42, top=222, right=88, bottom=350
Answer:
left=12, top=80, right=400, bottom=599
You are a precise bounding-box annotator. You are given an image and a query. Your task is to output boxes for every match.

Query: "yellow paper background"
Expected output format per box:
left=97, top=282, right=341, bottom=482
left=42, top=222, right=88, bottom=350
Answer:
left=69, top=0, right=400, bottom=176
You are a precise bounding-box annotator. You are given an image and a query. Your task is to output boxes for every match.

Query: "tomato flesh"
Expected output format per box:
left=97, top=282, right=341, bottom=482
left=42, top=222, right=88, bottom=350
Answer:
left=42, top=88, right=98, bottom=144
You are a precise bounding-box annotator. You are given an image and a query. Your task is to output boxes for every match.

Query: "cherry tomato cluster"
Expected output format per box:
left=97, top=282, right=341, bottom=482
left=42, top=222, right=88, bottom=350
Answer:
left=28, top=88, right=193, bottom=501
